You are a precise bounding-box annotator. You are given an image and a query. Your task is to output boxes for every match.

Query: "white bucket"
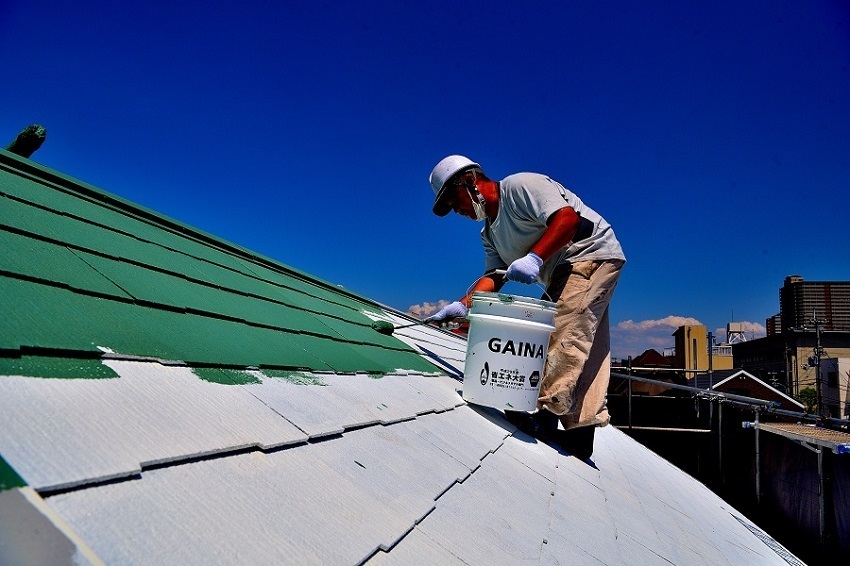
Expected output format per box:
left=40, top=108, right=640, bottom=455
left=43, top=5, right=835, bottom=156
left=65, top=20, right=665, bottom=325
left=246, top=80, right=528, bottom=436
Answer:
left=461, top=292, right=557, bottom=411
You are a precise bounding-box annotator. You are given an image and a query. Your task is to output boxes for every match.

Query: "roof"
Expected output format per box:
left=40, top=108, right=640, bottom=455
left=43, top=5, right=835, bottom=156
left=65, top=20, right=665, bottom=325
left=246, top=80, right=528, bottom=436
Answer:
left=0, top=149, right=804, bottom=565
left=692, top=369, right=805, bottom=410
left=631, top=348, right=673, bottom=367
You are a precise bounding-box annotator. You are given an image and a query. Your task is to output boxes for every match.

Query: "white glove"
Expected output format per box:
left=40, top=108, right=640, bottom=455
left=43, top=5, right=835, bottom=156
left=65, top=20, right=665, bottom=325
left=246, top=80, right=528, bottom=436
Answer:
left=427, top=301, right=468, bottom=321
left=506, top=252, right=543, bottom=284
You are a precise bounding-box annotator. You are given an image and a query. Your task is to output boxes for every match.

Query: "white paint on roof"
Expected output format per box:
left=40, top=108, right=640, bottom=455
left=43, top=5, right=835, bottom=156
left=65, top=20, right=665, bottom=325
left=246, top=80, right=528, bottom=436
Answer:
left=0, top=360, right=307, bottom=491
left=0, top=326, right=803, bottom=565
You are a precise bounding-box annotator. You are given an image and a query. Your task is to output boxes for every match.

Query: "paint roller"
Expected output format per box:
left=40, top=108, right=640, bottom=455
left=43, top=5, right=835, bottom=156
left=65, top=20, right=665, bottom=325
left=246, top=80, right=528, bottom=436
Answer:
left=371, top=270, right=509, bottom=336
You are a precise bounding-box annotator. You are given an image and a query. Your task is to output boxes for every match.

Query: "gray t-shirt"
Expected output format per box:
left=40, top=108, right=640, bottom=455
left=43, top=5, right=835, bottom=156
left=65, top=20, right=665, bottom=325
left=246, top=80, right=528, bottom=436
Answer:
left=482, top=172, right=625, bottom=286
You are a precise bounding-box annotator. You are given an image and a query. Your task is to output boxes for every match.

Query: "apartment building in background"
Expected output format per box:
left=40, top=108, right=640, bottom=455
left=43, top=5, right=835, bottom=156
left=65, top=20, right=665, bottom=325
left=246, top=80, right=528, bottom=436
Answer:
left=734, top=275, right=850, bottom=418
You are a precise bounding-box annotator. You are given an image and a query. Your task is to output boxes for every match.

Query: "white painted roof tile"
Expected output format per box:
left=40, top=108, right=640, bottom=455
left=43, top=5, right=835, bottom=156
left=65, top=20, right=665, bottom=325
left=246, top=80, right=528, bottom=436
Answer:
left=0, top=360, right=307, bottom=491
left=0, top=305, right=802, bottom=566
left=242, top=372, right=462, bottom=438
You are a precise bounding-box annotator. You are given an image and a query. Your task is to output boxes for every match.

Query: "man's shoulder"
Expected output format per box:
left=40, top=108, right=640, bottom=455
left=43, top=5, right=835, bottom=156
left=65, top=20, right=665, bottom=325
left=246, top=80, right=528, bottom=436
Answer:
left=501, top=172, right=570, bottom=201
left=501, top=172, right=548, bottom=185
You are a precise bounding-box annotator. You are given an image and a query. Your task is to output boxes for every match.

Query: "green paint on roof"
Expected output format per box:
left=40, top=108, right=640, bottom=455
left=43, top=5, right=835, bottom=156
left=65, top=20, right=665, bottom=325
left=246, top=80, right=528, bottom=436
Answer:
left=0, top=455, right=26, bottom=492
left=261, top=369, right=328, bottom=386
left=0, top=150, right=443, bottom=377
left=193, top=368, right=261, bottom=385
left=0, top=356, right=119, bottom=380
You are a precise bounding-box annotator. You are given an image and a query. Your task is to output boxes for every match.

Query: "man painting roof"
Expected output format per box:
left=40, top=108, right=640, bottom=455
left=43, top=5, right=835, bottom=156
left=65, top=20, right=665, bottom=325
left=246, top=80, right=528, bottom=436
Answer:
left=428, top=155, right=625, bottom=457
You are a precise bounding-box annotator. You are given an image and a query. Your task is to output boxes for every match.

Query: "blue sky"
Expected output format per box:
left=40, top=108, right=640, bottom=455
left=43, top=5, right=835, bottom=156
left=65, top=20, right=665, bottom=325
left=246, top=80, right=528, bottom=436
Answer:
left=3, top=1, right=848, bottom=359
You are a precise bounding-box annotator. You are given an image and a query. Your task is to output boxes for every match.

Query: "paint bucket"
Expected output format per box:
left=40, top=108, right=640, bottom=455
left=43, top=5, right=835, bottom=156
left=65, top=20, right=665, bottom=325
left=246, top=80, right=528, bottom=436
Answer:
left=462, top=292, right=557, bottom=411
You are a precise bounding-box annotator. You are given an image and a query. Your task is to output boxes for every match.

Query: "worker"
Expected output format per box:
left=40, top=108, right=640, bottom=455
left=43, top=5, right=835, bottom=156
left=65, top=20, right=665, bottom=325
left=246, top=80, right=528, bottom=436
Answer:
left=427, top=155, right=625, bottom=458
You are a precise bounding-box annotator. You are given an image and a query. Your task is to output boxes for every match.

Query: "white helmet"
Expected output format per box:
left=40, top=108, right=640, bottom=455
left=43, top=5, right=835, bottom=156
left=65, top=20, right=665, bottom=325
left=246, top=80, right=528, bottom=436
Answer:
left=429, top=155, right=479, bottom=216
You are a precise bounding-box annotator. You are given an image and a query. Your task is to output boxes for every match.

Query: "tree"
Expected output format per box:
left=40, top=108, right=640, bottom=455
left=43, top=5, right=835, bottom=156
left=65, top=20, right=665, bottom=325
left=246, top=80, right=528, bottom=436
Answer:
left=797, top=386, right=817, bottom=414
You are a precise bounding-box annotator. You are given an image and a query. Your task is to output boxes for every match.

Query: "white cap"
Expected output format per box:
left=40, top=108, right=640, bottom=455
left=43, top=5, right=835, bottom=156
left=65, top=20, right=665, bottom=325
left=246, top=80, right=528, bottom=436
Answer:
left=429, top=155, right=479, bottom=216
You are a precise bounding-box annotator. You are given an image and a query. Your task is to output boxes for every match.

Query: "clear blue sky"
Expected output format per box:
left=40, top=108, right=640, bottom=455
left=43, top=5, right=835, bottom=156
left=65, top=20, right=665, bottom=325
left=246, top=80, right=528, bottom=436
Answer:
left=3, top=1, right=848, bottom=359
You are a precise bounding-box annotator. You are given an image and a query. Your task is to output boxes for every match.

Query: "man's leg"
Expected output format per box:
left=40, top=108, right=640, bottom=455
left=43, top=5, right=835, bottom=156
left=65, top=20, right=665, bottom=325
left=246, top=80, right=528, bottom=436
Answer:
left=538, top=260, right=623, bottom=428
left=560, top=306, right=611, bottom=429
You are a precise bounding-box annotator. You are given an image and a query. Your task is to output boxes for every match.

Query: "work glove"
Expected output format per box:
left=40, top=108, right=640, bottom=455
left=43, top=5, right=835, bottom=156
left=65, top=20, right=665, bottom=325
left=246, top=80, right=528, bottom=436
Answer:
left=427, top=301, right=468, bottom=322
left=506, top=252, right=543, bottom=284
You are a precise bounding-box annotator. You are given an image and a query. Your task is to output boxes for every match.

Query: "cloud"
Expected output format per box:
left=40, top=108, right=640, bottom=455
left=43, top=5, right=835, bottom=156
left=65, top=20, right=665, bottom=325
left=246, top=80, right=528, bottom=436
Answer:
left=407, top=300, right=449, bottom=319
left=713, top=321, right=767, bottom=341
left=616, top=316, right=702, bottom=331
left=611, top=316, right=769, bottom=359
left=611, top=315, right=702, bottom=359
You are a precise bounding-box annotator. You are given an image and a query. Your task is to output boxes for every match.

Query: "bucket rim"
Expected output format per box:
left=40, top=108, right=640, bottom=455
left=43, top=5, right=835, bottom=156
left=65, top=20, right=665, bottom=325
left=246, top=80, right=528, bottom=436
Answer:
left=470, top=291, right=557, bottom=311
left=466, top=312, right=556, bottom=331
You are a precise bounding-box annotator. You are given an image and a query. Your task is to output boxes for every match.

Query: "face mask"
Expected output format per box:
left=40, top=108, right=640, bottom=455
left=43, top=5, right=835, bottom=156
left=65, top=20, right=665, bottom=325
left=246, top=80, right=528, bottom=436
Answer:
left=466, top=187, right=488, bottom=222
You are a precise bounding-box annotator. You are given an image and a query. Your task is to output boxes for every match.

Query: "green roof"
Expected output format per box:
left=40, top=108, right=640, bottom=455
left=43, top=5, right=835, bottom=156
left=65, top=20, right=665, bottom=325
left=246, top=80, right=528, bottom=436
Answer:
left=0, top=149, right=439, bottom=377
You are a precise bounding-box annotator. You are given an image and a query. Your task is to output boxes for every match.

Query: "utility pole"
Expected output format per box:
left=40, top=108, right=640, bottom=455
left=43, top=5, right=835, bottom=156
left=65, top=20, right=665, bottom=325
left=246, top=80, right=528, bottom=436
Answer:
left=707, top=331, right=714, bottom=390
left=808, top=312, right=826, bottom=418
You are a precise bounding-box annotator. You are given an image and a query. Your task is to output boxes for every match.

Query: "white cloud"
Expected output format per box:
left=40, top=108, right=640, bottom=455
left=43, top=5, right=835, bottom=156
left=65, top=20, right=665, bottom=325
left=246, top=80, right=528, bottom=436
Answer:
left=407, top=300, right=449, bottom=319
left=610, top=315, right=702, bottom=359
left=713, top=321, right=767, bottom=341
left=616, top=316, right=702, bottom=331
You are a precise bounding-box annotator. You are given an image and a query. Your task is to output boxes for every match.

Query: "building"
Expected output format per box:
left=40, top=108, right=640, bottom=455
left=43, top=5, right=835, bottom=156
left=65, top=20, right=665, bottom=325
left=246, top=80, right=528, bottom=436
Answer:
left=766, top=313, right=782, bottom=336
left=733, top=276, right=850, bottom=416
left=672, top=325, right=708, bottom=373
left=671, top=324, right=734, bottom=375
left=703, top=369, right=805, bottom=412
left=780, top=275, right=850, bottom=332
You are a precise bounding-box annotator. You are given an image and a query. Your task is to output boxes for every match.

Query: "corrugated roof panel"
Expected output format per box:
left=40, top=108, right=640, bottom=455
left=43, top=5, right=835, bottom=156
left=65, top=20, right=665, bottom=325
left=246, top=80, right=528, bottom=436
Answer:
left=42, top=420, right=484, bottom=565
left=288, top=333, right=438, bottom=374
left=366, top=528, right=467, bottom=565
left=308, top=418, right=473, bottom=536
left=73, top=250, right=346, bottom=338
left=0, top=193, right=161, bottom=268
left=544, top=460, right=622, bottom=565
left=0, top=276, right=107, bottom=353
left=412, top=446, right=554, bottom=563
left=238, top=259, right=375, bottom=312
left=241, top=372, right=462, bottom=438
left=0, top=360, right=309, bottom=492
left=0, top=229, right=131, bottom=299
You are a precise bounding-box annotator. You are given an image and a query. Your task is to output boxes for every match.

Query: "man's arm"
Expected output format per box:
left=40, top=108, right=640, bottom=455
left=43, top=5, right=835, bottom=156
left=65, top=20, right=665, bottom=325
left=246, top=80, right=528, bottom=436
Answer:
left=506, top=207, right=580, bottom=283
left=529, top=206, right=580, bottom=261
left=429, top=272, right=506, bottom=321
left=460, top=272, right=506, bottom=308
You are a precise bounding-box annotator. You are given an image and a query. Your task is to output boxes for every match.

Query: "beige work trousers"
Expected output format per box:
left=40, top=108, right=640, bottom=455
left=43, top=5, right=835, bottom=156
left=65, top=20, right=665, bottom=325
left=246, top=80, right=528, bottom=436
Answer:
left=537, top=259, right=624, bottom=430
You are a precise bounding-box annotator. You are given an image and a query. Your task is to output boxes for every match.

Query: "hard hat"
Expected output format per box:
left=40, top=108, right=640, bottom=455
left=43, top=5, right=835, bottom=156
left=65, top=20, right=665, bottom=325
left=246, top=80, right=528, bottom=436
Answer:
left=429, top=155, right=479, bottom=216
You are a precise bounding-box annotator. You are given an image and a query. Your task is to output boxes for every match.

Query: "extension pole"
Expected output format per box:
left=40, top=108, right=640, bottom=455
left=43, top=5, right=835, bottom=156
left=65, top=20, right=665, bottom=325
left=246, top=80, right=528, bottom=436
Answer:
left=754, top=411, right=761, bottom=506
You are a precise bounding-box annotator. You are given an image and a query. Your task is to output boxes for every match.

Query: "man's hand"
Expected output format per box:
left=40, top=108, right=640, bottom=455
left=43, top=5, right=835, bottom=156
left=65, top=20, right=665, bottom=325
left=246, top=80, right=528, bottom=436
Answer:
left=427, top=301, right=468, bottom=321
left=506, top=253, right=543, bottom=284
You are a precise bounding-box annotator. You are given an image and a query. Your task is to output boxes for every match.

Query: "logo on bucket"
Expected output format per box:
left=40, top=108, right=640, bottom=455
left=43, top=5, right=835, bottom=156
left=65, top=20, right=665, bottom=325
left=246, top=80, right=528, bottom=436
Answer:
left=480, top=362, right=489, bottom=386
left=529, top=370, right=540, bottom=388
left=487, top=337, right=545, bottom=359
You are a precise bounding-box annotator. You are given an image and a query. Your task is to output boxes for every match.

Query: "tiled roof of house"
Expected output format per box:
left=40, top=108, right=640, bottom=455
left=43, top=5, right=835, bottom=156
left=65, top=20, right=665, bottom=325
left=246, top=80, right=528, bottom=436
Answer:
left=0, top=149, right=803, bottom=565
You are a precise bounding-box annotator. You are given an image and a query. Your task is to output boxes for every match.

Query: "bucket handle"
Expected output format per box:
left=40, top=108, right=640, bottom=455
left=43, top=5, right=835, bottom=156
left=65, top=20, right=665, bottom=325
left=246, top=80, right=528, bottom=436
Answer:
left=472, top=270, right=555, bottom=303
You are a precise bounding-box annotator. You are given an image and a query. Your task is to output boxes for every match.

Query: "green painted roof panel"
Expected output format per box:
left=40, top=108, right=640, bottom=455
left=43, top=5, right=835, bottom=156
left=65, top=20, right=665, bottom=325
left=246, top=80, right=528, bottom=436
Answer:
left=0, top=356, right=119, bottom=380
left=1, top=150, right=439, bottom=376
left=0, top=276, right=105, bottom=353
left=0, top=229, right=132, bottom=299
